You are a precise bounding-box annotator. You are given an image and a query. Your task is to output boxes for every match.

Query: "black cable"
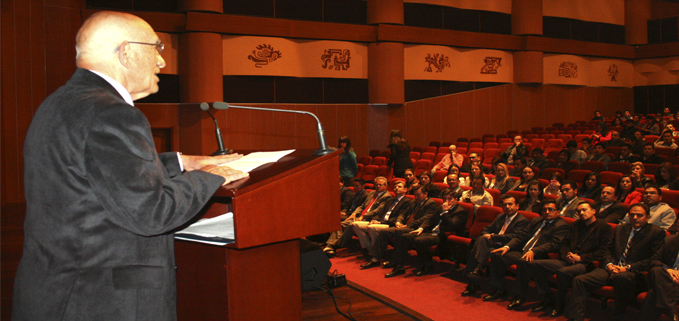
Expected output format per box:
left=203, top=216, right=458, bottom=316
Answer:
left=308, top=270, right=357, bottom=321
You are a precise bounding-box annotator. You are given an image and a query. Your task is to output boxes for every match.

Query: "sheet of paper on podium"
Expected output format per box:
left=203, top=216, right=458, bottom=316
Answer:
left=175, top=213, right=235, bottom=246
left=220, top=149, right=295, bottom=173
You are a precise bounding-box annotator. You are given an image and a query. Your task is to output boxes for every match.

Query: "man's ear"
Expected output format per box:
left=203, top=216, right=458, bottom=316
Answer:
left=117, top=41, right=132, bottom=69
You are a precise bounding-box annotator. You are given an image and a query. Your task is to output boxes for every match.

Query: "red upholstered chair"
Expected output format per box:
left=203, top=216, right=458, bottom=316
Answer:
left=410, top=151, right=420, bottom=160
left=567, top=130, right=581, bottom=136
left=553, top=122, right=565, bottom=128
left=414, top=159, right=433, bottom=176
left=483, top=137, right=497, bottom=145
left=483, top=134, right=495, bottom=140
left=540, top=134, right=555, bottom=140
left=457, top=142, right=469, bottom=149
left=438, top=147, right=449, bottom=154
left=507, top=130, right=520, bottom=136
left=434, top=182, right=448, bottom=191
left=470, top=142, right=483, bottom=149
left=484, top=142, right=498, bottom=149
left=557, top=134, right=572, bottom=142
left=457, top=137, right=469, bottom=143
left=600, top=171, right=623, bottom=187
left=567, top=123, right=579, bottom=129
left=483, top=149, right=501, bottom=165
left=447, top=205, right=502, bottom=255
left=358, top=155, right=372, bottom=166
left=581, top=161, right=606, bottom=173
left=458, top=147, right=467, bottom=155
left=369, top=149, right=381, bottom=157
left=605, top=146, right=622, bottom=158
left=541, top=168, right=566, bottom=180
left=661, top=189, right=679, bottom=209
left=420, top=152, right=436, bottom=162
left=645, top=163, right=661, bottom=175
left=499, top=142, right=513, bottom=151
left=551, top=130, right=564, bottom=135
left=412, top=146, right=424, bottom=153
left=656, top=147, right=675, bottom=160
left=381, top=150, right=391, bottom=159
left=428, top=141, right=441, bottom=148
left=519, top=210, right=540, bottom=221
left=498, top=138, right=512, bottom=144
left=496, top=134, right=508, bottom=140
left=377, top=165, right=392, bottom=180
left=355, top=163, right=363, bottom=178
left=423, top=146, right=437, bottom=154
left=538, top=178, right=549, bottom=187
left=505, top=190, right=527, bottom=203
left=525, top=134, right=539, bottom=140
left=607, top=162, right=631, bottom=175
left=485, top=188, right=502, bottom=207
left=532, top=127, right=544, bottom=132
left=546, top=151, right=561, bottom=161
left=432, top=170, right=448, bottom=183
left=522, top=130, right=534, bottom=137
left=434, top=153, right=446, bottom=165
left=574, top=134, right=590, bottom=146
left=531, top=138, right=545, bottom=151
left=372, top=156, right=387, bottom=166
left=568, top=170, right=592, bottom=186
left=470, top=138, right=482, bottom=143
left=523, top=142, right=532, bottom=152
left=544, top=139, right=564, bottom=155
left=645, top=135, right=659, bottom=143
left=582, top=129, right=594, bottom=135
left=361, top=165, right=379, bottom=183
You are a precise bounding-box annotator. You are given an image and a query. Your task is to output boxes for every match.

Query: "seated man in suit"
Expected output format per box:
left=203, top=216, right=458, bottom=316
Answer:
left=461, top=153, right=489, bottom=174
left=500, top=135, right=529, bottom=164
left=446, top=173, right=463, bottom=194
left=353, top=180, right=412, bottom=261
left=566, top=203, right=665, bottom=321
left=482, top=200, right=570, bottom=305
left=461, top=195, right=530, bottom=296
left=362, top=185, right=439, bottom=268
left=529, top=201, right=612, bottom=316
left=594, top=186, right=628, bottom=224
left=620, top=186, right=676, bottom=231
left=384, top=189, right=467, bottom=277
left=641, top=143, right=665, bottom=165
left=584, top=143, right=612, bottom=169
left=612, top=143, right=641, bottom=163
left=432, top=144, right=464, bottom=173
left=324, top=176, right=392, bottom=256
left=528, top=148, right=551, bottom=173
left=620, top=118, right=637, bottom=141
left=509, top=158, right=527, bottom=177
left=341, top=178, right=368, bottom=220
left=558, top=181, right=581, bottom=218
left=604, top=131, right=627, bottom=148
left=340, top=176, right=354, bottom=216
left=641, top=234, right=679, bottom=321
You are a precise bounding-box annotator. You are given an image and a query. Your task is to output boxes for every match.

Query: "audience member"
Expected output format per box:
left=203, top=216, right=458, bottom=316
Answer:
left=620, top=186, right=676, bottom=231
left=567, top=140, right=587, bottom=164
left=654, top=162, right=679, bottom=190
left=642, top=143, right=665, bottom=164
left=342, top=178, right=368, bottom=220
left=418, top=171, right=441, bottom=198
left=590, top=122, right=612, bottom=146
left=444, top=164, right=462, bottom=184
left=461, top=153, right=489, bottom=174
left=461, top=195, right=529, bottom=296
left=655, top=130, right=678, bottom=150
left=581, top=138, right=593, bottom=155
left=612, top=143, right=641, bottom=163
left=461, top=162, right=489, bottom=188
left=578, top=172, right=603, bottom=203
left=632, top=130, right=646, bottom=156
left=500, top=135, right=528, bottom=164
left=632, top=162, right=655, bottom=189
left=431, top=144, right=464, bottom=173
left=461, top=175, right=493, bottom=211
left=509, top=166, right=538, bottom=192
left=558, top=181, right=582, bottom=218
left=641, top=234, right=679, bottom=321
left=530, top=201, right=612, bottom=317
left=603, top=130, right=626, bottom=148
left=617, top=175, right=643, bottom=205
left=509, top=158, right=527, bottom=177
left=404, top=168, right=419, bottom=193
left=666, top=123, right=679, bottom=136
left=593, top=186, right=627, bottom=223
left=482, top=200, right=570, bottom=307
left=339, top=136, right=358, bottom=185
left=553, top=150, right=576, bottom=176
left=620, top=118, right=637, bottom=141
left=544, top=172, right=563, bottom=198
left=642, top=115, right=661, bottom=136
left=591, top=110, right=605, bottom=122
left=528, top=148, right=551, bottom=173
left=519, top=181, right=544, bottom=213
left=387, top=129, right=414, bottom=178
left=446, top=173, right=462, bottom=194
left=584, top=143, right=612, bottom=169
left=340, top=176, right=354, bottom=215
left=488, top=163, right=515, bottom=195
left=565, top=203, right=665, bottom=321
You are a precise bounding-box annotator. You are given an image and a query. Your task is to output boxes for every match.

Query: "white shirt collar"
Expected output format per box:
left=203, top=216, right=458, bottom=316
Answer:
left=88, top=69, right=134, bottom=106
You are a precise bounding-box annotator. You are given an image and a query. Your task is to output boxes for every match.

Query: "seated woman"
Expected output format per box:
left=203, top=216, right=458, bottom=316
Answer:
left=418, top=171, right=441, bottom=198
left=519, top=181, right=544, bottom=213
left=654, top=162, right=679, bottom=190
left=544, top=171, right=563, bottom=198
left=551, top=150, right=576, bottom=177
left=509, top=166, right=538, bottom=192
left=461, top=162, right=489, bottom=188
left=616, top=175, right=642, bottom=205
left=590, top=122, right=612, bottom=146
left=578, top=171, right=603, bottom=203
left=666, top=124, right=679, bottom=137
left=500, top=135, right=528, bottom=164
left=488, top=163, right=515, bottom=195
left=631, top=162, right=654, bottom=189
left=404, top=168, right=420, bottom=194
left=443, top=164, right=464, bottom=185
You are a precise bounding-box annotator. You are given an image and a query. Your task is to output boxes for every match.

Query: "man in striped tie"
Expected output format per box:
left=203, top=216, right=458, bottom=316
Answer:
left=565, top=202, right=665, bottom=321
left=642, top=233, right=679, bottom=321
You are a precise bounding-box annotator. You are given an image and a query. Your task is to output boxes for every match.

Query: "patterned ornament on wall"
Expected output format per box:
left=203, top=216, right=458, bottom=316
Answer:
left=608, top=64, right=619, bottom=81
left=248, top=44, right=282, bottom=68
left=558, top=62, right=578, bottom=78
left=480, top=57, right=502, bottom=74
left=424, top=53, right=450, bottom=72
left=321, top=49, right=351, bottom=70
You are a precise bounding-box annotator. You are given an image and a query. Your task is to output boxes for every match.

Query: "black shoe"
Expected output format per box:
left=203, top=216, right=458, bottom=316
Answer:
left=532, top=297, right=555, bottom=313
left=356, top=249, right=370, bottom=260
left=415, top=263, right=434, bottom=276
left=324, top=250, right=335, bottom=258
left=382, top=261, right=396, bottom=268
left=385, top=266, right=405, bottom=278
left=549, top=305, right=564, bottom=317
left=360, top=260, right=380, bottom=269
left=507, top=297, right=525, bottom=309
left=461, top=283, right=480, bottom=296
left=483, top=290, right=507, bottom=301
left=467, top=266, right=484, bottom=279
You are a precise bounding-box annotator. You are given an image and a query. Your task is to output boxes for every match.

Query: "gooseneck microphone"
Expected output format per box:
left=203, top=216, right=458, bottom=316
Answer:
left=200, top=102, right=233, bottom=156
left=213, top=102, right=333, bottom=156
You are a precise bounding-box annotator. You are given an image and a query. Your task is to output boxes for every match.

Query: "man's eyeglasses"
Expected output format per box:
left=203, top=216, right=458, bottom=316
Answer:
left=542, top=207, right=558, bottom=212
left=113, top=41, right=164, bottom=54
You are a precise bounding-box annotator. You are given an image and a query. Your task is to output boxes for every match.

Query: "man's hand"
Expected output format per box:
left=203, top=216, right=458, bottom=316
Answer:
left=181, top=154, right=243, bottom=172
left=491, top=247, right=509, bottom=256
left=607, top=264, right=620, bottom=274
left=522, top=250, right=535, bottom=262
left=395, top=222, right=404, bottom=228
left=667, top=269, right=679, bottom=285
left=410, top=228, right=424, bottom=235
left=483, top=234, right=493, bottom=240
left=442, top=201, right=452, bottom=211
left=566, top=252, right=582, bottom=263
left=370, top=220, right=380, bottom=225
left=199, top=165, right=248, bottom=186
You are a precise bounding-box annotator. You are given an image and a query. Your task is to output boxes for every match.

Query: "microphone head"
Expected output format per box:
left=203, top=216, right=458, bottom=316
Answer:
left=213, top=102, right=229, bottom=110
left=200, top=102, right=210, bottom=111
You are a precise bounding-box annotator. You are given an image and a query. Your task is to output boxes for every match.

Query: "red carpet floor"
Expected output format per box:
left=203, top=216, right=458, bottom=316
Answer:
left=329, top=248, right=662, bottom=321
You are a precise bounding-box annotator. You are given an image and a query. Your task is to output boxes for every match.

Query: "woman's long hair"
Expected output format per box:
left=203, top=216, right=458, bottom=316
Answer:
left=339, top=136, right=353, bottom=153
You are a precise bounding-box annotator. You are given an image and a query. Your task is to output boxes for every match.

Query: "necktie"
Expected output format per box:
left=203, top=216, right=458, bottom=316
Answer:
left=360, top=194, right=379, bottom=216
left=499, top=216, right=513, bottom=235
left=383, top=197, right=400, bottom=221
left=406, top=202, right=422, bottom=225
left=620, top=229, right=637, bottom=266
left=350, top=191, right=362, bottom=212
left=523, top=221, right=549, bottom=253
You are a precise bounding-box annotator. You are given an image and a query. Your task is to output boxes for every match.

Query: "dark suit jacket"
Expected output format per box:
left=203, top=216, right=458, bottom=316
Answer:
left=612, top=154, right=641, bottom=163
left=353, top=190, right=392, bottom=221
left=436, top=203, right=469, bottom=236
left=340, top=186, right=354, bottom=213
left=344, top=189, right=368, bottom=215
left=604, top=223, right=665, bottom=272
left=13, top=69, right=225, bottom=321
left=642, top=153, right=665, bottom=165
left=650, top=234, right=679, bottom=269
left=406, top=198, right=441, bottom=232
left=559, top=219, right=613, bottom=267
left=378, top=196, right=412, bottom=226
left=481, top=212, right=530, bottom=245
left=558, top=196, right=582, bottom=218
left=594, top=201, right=628, bottom=224
left=505, top=217, right=571, bottom=258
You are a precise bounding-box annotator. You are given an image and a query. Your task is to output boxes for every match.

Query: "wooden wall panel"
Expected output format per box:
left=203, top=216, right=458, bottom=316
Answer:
left=423, top=98, right=442, bottom=145
left=366, top=104, right=389, bottom=155
left=440, top=95, right=459, bottom=142
left=473, top=89, right=491, bottom=137
left=457, top=92, right=476, bottom=139
left=316, top=104, right=338, bottom=150
left=355, top=105, right=370, bottom=158
left=405, top=100, right=426, bottom=148
left=294, top=104, right=320, bottom=149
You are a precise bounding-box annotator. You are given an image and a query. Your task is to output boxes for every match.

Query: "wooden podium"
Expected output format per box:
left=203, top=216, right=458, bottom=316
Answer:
left=174, top=149, right=339, bottom=320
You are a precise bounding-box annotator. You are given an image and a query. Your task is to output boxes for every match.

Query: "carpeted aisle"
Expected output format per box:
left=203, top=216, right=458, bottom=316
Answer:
left=329, top=248, right=649, bottom=321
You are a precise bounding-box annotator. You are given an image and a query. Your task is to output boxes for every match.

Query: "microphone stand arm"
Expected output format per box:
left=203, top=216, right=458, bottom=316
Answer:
left=213, top=102, right=333, bottom=156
